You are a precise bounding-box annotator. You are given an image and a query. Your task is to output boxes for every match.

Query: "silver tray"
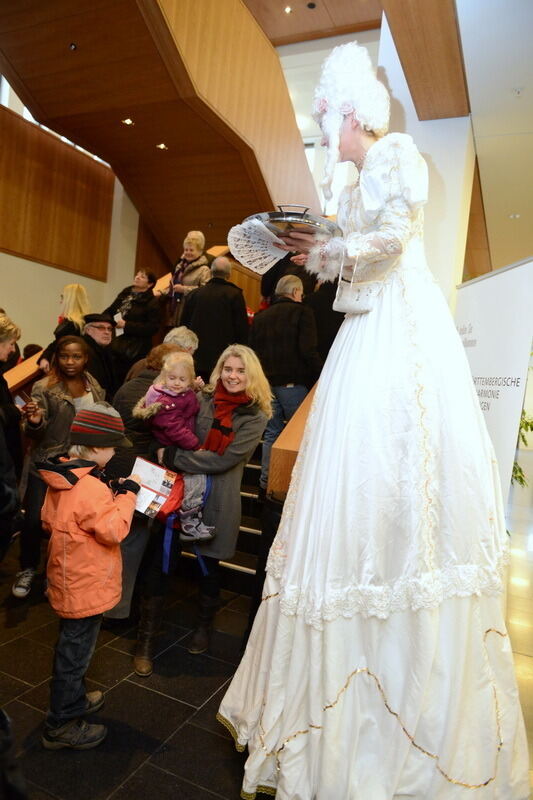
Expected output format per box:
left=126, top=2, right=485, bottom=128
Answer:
left=244, top=204, right=341, bottom=238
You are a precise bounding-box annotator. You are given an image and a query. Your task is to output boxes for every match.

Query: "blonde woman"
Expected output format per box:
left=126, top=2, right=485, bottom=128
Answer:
left=132, top=345, right=271, bottom=675
left=167, top=230, right=211, bottom=326
left=38, top=284, right=90, bottom=373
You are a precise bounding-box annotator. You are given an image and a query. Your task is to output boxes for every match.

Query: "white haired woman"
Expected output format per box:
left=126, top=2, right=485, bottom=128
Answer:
left=166, top=230, right=211, bottom=327
left=218, top=42, right=529, bottom=799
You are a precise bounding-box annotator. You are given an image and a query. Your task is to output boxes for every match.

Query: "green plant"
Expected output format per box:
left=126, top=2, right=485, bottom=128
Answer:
left=511, top=409, right=533, bottom=486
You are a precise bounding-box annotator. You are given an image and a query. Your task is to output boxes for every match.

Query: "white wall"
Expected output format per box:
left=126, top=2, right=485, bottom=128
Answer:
left=378, top=15, right=475, bottom=306
left=1, top=179, right=138, bottom=349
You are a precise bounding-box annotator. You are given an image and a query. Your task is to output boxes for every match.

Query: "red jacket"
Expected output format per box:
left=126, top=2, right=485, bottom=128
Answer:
left=39, top=459, right=138, bottom=619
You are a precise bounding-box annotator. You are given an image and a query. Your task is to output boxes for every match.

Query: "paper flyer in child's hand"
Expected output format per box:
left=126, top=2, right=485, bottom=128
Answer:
left=132, top=457, right=177, bottom=517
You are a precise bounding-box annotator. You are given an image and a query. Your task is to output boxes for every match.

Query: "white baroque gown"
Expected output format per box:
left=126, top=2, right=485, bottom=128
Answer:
left=218, top=134, right=529, bottom=799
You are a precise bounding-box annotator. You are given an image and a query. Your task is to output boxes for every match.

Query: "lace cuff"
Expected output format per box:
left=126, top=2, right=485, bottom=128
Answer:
left=305, top=237, right=345, bottom=283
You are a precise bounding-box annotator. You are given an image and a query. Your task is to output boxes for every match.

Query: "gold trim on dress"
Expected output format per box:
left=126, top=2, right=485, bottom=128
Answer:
left=240, top=786, right=277, bottom=800
left=216, top=712, right=245, bottom=752
left=250, top=627, right=507, bottom=790
left=261, top=592, right=280, bottom=602
left=216, top=713, right=277, bottom=800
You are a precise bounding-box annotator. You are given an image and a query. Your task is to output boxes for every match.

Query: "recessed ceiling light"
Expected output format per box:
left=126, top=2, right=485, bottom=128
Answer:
left=508, top=213, right=521, bottom=219
left=69, top=43, right=77, bottom=51
left=156, top=143, right=168, bottom=150
left=284, top=6, right=292, bottom=13
left=121, top=118, right=134, bottom=126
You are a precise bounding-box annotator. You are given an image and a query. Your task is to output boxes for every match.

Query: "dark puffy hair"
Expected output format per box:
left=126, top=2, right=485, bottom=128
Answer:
left=139, top=269, right=157, bottom=288
left=48, top=335, right=89, bottom=386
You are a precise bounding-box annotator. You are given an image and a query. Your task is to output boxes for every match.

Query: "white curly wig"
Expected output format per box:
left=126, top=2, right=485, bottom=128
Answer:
left=313, top=42, right=390, bottom=201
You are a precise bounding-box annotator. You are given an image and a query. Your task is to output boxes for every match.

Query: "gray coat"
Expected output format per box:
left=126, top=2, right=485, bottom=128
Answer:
left=165, top=392, right=267, bottom=560
left=25, top=373, right=105, bottom=473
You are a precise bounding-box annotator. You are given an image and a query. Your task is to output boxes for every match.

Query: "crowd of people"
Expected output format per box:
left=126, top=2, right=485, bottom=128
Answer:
left=0, top=37, right=529, bottom=799
left=0, top=228, right=336, bottom=756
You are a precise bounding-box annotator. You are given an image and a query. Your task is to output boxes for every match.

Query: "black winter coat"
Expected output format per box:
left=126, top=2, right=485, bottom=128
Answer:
left=249, top=297, right=323, bottom=388
left=82, top=334, right=119, bottom=401
left=0, top=371, right=23, bottom=478
left=104, top=287, right=161, bottom=369
left=303, top=282, right=344, bottom=362
left=181, top=278, right=249, bottom=377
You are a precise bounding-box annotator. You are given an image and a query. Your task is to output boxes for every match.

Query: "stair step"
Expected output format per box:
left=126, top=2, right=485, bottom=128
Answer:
left=180, top=548, right=257, bottom=594
left=241, top=513, right=261, bottom=531
left=240, top=523, right=260, bottom=535
left=181, top=549, right=256, bottom=575
left=240, top=487, right=259, bottom=499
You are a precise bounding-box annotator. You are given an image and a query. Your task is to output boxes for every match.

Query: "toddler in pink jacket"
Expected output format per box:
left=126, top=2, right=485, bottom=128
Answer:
left=134, top=351, right=214, bottom=542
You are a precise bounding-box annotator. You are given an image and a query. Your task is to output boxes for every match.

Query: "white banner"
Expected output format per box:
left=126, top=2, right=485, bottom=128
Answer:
left=455, top=258, right=533, bottom=500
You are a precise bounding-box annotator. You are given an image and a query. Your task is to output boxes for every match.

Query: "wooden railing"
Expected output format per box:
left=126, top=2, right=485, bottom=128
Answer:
left=5, top=351, right=43, bottom=393
left=267, top=386, right=315, bottom=499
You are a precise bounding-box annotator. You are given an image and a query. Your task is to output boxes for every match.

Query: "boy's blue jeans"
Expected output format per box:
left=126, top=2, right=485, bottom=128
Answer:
left=46, top=614, right=103, bottom=729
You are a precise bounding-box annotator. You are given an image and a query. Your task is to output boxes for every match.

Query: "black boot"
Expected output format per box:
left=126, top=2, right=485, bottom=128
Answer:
left=188, top=593, right=220, bottom=655
left=133, top=595, right=165, bottom=676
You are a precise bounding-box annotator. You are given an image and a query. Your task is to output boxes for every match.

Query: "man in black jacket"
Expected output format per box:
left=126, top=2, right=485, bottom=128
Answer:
left=82, top=313, right=120, bottom=400
left=304, top=280, right=344, bottom=362
left=181, top=257, right=249, bottom=381
left=250, top=274, right=323, bottom=491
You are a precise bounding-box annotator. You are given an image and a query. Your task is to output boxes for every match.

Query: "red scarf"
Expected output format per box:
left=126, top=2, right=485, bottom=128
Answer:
left=203, top=380, right=251, bottom=455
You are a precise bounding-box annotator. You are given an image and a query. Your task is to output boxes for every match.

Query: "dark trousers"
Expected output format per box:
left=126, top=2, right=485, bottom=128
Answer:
left=139, top=521, right=220, bottom=600
left=47, top=614, right=102, bottom=729
left=19, top=473, right=47, bottom=570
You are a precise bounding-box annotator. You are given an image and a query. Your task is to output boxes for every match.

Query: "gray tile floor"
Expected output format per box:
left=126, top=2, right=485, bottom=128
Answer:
left=2, top=449, right=532, bottom=799
left=0, top=543, right=251, bottom=800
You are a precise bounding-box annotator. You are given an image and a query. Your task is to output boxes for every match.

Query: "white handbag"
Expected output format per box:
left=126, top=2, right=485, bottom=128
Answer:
left=332, top=257, right=383, bottom=315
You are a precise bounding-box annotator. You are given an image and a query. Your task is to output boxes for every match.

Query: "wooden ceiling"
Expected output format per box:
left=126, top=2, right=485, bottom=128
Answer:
left=0, top=0, right=470, bottom=270
left=0, top=0, right=318, bottom=262
left=249, top=0, right=470, bottom=122
left=381, top=0, right=469, bottom=120
left=243, top=0, right=382, bottom=46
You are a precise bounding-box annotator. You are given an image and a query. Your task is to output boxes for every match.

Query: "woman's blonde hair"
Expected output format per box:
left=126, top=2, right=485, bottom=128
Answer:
left=0, top=314, right=21, bottom=343
left=183, top=230, right=205, bottom=254
left=61, top=284, right=90, bottom=330
left=209, top=344, right=272, bottom=418
left=158, top=351, right=195, bottom=387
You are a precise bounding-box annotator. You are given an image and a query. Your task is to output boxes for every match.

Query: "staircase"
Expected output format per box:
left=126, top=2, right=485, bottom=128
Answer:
left=179, top=443, right=266, bottom=596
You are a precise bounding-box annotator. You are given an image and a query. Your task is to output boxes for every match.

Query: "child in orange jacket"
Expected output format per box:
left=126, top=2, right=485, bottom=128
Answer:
left=38, top=404, right=140, bottom=750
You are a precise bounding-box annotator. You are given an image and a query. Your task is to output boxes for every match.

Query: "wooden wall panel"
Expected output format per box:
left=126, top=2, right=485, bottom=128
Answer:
left=381, top=0, right=470, bottom=120
left=153, top=0, right=320, bottom=212
left=462, top=159, right=492, bottom=282
left=0, top=106, right=113, bottom=280
left=135, top=217, right=173, bottom=279
left=0, top=1, right=319, bottom=267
